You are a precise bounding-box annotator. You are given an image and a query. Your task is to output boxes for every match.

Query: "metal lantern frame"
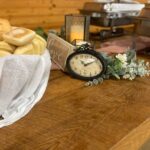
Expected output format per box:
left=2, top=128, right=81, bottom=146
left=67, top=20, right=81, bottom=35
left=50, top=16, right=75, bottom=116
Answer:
left=65, top=14, right=90, bottom=43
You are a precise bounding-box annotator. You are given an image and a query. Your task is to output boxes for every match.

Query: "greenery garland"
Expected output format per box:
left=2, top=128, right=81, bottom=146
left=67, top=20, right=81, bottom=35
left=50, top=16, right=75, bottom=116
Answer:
left=85, top=50, right=150, bottom=86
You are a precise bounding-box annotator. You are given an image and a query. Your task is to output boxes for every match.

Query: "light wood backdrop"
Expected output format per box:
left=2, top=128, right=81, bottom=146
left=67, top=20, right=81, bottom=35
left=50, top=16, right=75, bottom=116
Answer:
left=0, top=0, right=148, bottom=30
left=0, top=0, right=92, bottom=30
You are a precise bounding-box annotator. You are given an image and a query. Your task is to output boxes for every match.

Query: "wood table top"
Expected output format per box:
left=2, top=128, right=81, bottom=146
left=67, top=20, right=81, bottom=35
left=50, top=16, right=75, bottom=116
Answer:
left=0, top=55, right=150, bottom=150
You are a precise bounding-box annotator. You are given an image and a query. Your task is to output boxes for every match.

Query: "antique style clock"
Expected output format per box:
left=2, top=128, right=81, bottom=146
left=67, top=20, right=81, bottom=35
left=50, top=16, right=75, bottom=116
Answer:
left=66, top=48, right=106, bottom=81
left=47, top=33, right=106, bottom=81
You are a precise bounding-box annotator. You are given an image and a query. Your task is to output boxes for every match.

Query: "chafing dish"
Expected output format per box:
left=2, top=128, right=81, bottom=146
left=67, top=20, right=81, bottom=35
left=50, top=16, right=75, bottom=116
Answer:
left=80, top=2, right=144, bottom=27
left=80, top=2, right=144, bottom=40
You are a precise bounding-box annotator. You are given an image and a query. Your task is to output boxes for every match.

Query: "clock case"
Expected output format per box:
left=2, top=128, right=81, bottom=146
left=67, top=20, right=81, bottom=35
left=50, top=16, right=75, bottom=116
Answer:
left=66, top=49, right=107, bottom=81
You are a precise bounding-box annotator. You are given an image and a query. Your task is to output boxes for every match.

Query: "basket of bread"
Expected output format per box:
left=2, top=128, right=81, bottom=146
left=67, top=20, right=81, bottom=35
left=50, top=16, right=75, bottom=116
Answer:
left=0, top=19, right=51, bottom=127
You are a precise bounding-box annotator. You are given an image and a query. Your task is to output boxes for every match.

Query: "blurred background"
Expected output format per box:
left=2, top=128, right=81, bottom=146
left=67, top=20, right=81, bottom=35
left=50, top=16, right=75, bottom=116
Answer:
left=0, top=0, right=148, bottom=31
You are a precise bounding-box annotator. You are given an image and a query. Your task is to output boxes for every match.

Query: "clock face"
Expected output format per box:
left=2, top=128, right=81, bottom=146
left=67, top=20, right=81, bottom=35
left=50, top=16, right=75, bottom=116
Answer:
left=66, top=50, right=106, bottom=81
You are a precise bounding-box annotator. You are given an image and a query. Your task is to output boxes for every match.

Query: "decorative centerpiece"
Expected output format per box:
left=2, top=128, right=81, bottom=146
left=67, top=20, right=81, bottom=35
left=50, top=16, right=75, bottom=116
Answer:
left=47, top=33, right=150, bottom=86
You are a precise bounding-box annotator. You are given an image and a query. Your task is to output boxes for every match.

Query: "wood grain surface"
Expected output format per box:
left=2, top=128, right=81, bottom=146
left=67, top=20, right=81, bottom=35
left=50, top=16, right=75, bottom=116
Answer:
left=111, top=118, right=150, bottom=150
left=0, top=55, right=150, bottom=150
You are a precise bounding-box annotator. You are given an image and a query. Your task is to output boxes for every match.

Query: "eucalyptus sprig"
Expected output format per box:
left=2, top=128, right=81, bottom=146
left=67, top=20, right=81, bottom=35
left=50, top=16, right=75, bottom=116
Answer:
left=85, top=50, right=150, bottom=86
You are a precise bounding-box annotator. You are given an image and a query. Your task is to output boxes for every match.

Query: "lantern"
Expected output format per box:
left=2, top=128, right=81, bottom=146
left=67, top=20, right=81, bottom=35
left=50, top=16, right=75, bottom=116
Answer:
left=65, top=14, right=90, bottom=43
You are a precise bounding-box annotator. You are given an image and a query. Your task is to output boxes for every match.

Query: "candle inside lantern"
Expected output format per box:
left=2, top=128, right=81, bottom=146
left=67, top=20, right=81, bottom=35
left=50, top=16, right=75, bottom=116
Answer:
left=70, top=24, right=84, bottom=42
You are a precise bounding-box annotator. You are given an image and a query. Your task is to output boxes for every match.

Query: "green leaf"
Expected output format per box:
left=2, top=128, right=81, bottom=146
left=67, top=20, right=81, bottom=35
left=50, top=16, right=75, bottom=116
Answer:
left=126, top=50, right=136, bottom=62
left=34, top=27, right=48, bottom=40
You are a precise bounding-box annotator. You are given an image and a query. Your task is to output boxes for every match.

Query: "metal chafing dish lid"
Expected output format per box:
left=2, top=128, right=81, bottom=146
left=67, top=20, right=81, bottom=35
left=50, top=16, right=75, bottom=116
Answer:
left=80, top=2, right=145, bottom=17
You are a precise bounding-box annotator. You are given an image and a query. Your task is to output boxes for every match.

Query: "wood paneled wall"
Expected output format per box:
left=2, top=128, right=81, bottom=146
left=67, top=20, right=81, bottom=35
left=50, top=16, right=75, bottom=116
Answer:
left=0, top=0, right=92, bottom=30
left=0, top=0, right=148, bottom=30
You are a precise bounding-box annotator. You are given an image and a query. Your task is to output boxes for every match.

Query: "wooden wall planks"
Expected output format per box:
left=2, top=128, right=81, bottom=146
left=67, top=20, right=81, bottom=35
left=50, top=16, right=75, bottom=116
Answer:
left=0, top=0, right=148, bottom=30
left=0, top=0, right=92, bottom=30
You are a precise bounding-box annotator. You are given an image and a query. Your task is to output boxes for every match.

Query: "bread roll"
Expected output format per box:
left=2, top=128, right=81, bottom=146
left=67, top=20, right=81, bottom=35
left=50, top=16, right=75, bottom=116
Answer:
left=11, top=26, right=18, bottom=30
left=32, top=38, right=43, bottom=55
left=14, top=34, right=47, bottom=55
left=0, top=50, right=11, bottom=57
left=3, top=27, right=36, bottom=46
left=14, top=43, right=35, bottom=55
left=32, top=35, right=46, bottom=55
left=0, top=19, right=11, bottom=41
left=0, top=41, right=16, bottom=53
left=36, top=34, right=46, bottom=46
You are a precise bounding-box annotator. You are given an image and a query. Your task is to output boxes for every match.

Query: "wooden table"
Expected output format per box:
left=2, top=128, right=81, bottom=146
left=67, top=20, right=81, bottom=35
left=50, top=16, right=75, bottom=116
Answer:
left=0, top=56, right=150, bottom=150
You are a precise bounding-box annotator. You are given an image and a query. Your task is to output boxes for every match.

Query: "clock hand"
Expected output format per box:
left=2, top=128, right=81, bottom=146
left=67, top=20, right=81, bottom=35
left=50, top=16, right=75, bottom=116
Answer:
left=80, top=60, right=86, bottom=65
left=84, top=60, right=96, bottom=66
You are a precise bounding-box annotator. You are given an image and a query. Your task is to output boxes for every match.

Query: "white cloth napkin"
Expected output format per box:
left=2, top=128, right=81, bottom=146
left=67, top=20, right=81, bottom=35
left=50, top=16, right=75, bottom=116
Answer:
left=104, top=3, right=144, bottom=13
left=0, top=50, right=51, bottom=127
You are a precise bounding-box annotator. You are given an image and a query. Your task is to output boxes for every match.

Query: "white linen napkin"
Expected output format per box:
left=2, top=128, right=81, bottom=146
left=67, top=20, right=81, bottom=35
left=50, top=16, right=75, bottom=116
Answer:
left=0, top=50, right=51, bottom=127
